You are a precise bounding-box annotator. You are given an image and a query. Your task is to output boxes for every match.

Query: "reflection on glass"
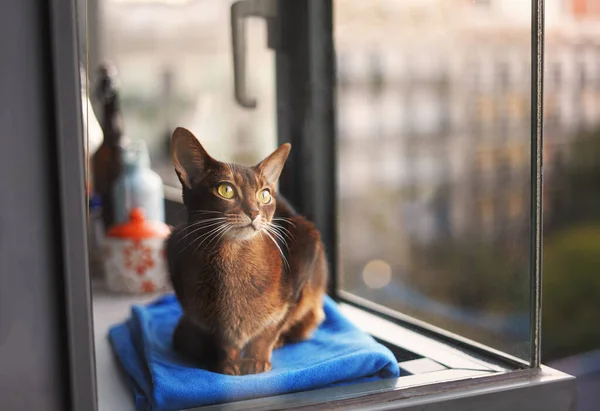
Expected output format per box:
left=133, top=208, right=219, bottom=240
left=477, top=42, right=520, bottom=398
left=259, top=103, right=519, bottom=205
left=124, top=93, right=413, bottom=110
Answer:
left=335, top=0, right=533, bottom=359
left=98, top=0, right=277, bottom=187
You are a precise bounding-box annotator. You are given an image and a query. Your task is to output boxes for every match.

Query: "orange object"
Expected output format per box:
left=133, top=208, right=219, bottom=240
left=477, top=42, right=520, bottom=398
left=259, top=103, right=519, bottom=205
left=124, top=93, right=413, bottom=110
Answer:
left=106, top=208, right=171, bottom=240
left=572, top=0, right=588, bottom=16
left=103, top=207, right=172, bottom=294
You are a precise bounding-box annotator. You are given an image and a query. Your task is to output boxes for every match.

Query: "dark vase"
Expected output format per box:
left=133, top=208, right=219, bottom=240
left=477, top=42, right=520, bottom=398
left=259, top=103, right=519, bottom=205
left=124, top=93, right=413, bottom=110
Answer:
left=92, top=62, right=129, bottom=230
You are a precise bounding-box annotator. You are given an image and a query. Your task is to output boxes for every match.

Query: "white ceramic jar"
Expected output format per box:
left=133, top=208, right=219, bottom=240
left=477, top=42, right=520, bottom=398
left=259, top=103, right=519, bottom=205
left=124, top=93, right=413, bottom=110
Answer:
left=103, top=208, right=171, bottom=294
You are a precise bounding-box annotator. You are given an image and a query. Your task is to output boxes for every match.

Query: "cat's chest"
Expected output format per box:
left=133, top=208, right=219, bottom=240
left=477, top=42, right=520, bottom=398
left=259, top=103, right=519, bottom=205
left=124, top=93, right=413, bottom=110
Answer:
left=190, top=240, right=280, bottom=298
left=188, top=243, right=284, bottom=344
left=214, top=244, right=277, bottom=292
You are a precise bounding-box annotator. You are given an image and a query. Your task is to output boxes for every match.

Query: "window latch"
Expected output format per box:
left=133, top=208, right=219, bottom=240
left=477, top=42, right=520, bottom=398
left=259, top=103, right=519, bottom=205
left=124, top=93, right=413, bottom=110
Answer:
left=230, top=0, right=278, bottom=109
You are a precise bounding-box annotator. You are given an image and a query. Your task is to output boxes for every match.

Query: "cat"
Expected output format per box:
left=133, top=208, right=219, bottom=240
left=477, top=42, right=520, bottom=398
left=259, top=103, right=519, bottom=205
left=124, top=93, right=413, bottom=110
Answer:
left=166, top=127, right=328, bottom=375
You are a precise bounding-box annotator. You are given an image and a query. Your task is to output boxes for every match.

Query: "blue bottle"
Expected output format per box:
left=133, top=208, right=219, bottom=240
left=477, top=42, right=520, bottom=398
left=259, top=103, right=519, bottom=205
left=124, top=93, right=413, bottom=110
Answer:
left=112, top=140, right=165, bottom=225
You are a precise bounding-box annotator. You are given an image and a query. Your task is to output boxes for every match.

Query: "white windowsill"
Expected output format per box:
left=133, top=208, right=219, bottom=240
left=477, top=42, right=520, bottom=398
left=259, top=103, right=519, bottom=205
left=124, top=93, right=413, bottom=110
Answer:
left=91, top=280, right=572, bottom=411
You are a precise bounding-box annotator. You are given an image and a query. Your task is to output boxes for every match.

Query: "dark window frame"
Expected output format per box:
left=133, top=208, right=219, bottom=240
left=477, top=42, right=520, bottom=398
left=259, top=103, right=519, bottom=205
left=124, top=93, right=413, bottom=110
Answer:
left=274, top=0, right=338, bottom=295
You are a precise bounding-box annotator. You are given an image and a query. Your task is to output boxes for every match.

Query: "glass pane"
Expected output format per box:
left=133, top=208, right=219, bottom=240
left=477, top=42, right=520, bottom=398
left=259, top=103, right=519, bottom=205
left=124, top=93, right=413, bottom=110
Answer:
left=543, top=14, right=600, bottom=361
left=335, top=0, right=533, bottom=361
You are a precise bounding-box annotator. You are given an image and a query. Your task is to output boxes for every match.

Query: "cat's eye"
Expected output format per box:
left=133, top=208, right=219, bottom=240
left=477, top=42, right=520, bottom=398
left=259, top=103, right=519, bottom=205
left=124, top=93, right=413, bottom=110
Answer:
left=217, top=183, right=235, bottom=199
left=258, top=189, right=272, bottom=204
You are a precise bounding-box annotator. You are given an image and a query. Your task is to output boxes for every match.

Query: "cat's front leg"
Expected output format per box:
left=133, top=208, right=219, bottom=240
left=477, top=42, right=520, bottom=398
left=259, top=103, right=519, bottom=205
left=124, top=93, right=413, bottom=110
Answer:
left=238, top=324, right=281, bottom=375
left=173, top=316, right=223, bottom=369
left=216, top=346, right=244, bottom=375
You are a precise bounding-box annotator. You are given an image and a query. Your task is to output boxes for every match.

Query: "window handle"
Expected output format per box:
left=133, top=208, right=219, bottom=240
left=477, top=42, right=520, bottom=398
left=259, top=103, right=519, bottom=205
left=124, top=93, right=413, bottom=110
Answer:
left=230, top=0, right=278, bottom=109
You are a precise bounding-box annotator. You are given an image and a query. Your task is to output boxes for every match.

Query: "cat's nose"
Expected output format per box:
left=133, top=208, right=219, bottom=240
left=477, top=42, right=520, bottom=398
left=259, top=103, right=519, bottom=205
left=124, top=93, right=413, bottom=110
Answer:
left=248, top=209, right=260, bottom=221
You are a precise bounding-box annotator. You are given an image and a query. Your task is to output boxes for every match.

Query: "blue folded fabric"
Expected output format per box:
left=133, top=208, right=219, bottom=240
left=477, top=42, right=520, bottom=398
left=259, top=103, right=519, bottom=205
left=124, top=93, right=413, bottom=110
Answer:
left=108, top=294, right=400, bottom=411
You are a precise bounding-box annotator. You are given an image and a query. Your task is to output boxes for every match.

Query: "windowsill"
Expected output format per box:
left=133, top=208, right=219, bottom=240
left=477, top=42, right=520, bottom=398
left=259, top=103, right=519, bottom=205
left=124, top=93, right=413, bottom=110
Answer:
left=91, top=280, right=575, bottom=411
left=92, top=280, right=158, bottom=411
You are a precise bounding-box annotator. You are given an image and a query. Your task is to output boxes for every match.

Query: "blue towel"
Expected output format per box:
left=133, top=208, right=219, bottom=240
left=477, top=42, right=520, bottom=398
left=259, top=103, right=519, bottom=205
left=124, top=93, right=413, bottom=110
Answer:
left=108, top=294, right=400, bottom=411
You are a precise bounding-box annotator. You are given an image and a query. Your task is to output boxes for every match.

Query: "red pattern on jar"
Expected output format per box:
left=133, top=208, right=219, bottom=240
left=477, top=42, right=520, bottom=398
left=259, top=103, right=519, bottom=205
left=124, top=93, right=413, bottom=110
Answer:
left=141, top=280, right=156, bottom=293
left=123, top=239, right=155, bottom=276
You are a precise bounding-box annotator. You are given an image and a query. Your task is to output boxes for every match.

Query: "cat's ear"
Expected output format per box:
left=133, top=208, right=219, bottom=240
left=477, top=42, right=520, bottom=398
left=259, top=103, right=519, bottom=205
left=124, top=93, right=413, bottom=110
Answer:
left=256, top=143, right=291, bottom=185
left=171, top=127, right=214, bottom=188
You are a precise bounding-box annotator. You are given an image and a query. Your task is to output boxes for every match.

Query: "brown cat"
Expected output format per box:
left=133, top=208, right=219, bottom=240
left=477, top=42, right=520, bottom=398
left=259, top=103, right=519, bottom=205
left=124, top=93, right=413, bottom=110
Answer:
left=166, top=127, right=328, bottom=375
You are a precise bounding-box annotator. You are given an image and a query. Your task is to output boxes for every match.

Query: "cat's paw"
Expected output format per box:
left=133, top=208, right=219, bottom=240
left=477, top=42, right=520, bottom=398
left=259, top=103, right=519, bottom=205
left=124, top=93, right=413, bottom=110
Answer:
left=239, top=359, right=272, bottom=375
left=217, top=361, right=242, bottom=376
left=216, top=359, right=271, bottom=375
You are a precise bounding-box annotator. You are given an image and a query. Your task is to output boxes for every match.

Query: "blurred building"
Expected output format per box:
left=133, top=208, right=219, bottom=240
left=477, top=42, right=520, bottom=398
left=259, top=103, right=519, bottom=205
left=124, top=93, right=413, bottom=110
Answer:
left=335, top=0, right=600, bottom=274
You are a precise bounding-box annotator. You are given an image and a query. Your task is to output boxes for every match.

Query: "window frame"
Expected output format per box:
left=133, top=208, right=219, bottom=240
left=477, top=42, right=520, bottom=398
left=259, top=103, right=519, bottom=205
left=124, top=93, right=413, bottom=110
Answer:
left=49, top=0, right=98, bottom=409
left=190, top=365, right=574, bottom=411
left=51, top=0, right=573, bottom=410
left=273, top=0, right=339, bottom=295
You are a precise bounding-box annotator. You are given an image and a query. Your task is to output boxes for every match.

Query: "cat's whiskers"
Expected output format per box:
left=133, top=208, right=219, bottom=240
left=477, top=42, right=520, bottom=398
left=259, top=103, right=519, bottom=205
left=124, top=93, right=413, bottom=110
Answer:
left=266, top=222, right=293, bottom=243
left=187, top=217, right=228, bottom=227
left=182, top=220, right=228, bottom=239
left=179, top=229, right=222, bottom=254
left=178, top=216, right=227, bottom=239
left=264, top=224, right=289, bottom=250
left=205, top=223, right=234, bottom=249
left=174, top=218, right=228, bottom=247
left=193, top=223, right=233, bottom=254
left=187, top=217, right=228, bottom=226
left=179, top=222, right=231, bottom=254
left=269, top=222, right=293, bottom=241
left=272, top=217, right=296, bottom=228
left=261, top=227, right=290, bottom=271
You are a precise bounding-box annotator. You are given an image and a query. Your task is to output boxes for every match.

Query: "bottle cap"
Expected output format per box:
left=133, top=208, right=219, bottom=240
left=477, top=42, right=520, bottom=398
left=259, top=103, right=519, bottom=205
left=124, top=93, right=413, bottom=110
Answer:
left=106, top=207, right=170, bottom=240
